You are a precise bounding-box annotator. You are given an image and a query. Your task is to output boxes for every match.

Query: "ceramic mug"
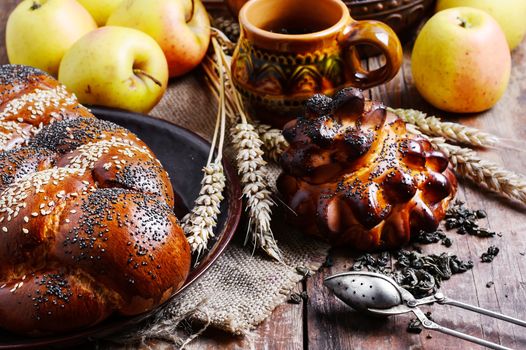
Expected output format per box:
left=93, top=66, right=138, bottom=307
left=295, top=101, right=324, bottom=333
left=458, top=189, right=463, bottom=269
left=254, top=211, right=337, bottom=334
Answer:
left=231, top=0, right=403, bottom=127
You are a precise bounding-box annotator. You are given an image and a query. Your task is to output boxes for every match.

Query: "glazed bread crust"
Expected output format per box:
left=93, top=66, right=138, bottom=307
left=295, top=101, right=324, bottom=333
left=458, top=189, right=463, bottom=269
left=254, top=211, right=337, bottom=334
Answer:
left=278, top=88, right=457, bottom=250
left=0, top=65, right=93, bottom=150
left=0, top=65, right=191, bottom=335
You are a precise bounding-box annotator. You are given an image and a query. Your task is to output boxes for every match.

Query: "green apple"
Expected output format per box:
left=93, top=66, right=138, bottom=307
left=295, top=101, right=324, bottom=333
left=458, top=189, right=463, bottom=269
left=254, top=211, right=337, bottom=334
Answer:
left=436, top=0, right=526, bottom=50
left=107, top=0, right=210, bottom=78
left=412, top=7, right=511, bottom=113
left=6, top=0, right=97, bottom=76
left=77, top=0, right=124, bottom=26
left=58, top=26, right=168, bottom=113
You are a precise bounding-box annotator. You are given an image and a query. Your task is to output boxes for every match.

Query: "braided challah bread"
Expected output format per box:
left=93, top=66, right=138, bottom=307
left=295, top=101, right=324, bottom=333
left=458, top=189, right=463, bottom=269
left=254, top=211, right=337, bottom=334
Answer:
left=0, top=65, right=94, bottom=151
left=0, top=65, right=191, bottom=335
left=277, top=88, right=457, bottom=250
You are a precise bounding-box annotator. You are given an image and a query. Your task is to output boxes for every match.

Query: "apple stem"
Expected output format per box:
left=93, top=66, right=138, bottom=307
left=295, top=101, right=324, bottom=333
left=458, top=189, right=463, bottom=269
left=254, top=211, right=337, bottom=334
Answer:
left=457, top=17, right=470, bottom=28
left=133, top=69, right=163, bottom=87
left=30, top=1, right=41, bottom=10
left=186, top=0, right=195, bottom=23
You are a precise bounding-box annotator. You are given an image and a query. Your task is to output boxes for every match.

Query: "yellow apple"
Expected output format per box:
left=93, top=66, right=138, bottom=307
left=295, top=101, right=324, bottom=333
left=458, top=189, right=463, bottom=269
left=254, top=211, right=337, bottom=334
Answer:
left=107, top=0, right=210, bottom=78
left=6, top=0, right=97, bottom=76
left=411, top=7, right=511, bottom=113
left=58, top=26, right=168, bottom=113
left=436, top=0, right=526, bottom=50
left=77, top=0, right=124, bottom=26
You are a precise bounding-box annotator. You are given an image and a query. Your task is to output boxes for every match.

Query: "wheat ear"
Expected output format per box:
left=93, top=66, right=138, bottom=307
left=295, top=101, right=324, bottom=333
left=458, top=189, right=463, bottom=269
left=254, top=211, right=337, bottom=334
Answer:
left=180, top=34, right=228, bottom=259
left=231, top=123, right=282, bottom=260
left=389, top=107, right=498, bottom=147
left=255, top=124, right=288, bottom=163
left=204, top=34, right=282, bottom=261
left=181, top=164, right=226, bottom=258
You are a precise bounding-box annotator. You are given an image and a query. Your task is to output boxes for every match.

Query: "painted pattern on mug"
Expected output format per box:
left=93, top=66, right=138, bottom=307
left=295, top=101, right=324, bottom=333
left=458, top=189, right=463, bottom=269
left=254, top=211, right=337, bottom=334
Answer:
left=233, top=38, right=345, bottom=97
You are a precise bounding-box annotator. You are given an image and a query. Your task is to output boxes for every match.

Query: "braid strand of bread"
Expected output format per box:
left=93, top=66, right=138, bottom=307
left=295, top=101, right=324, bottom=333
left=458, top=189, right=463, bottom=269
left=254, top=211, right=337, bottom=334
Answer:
left=0, top=65, right=190, bottom=335
left=277, top=88, right=457, bottom=250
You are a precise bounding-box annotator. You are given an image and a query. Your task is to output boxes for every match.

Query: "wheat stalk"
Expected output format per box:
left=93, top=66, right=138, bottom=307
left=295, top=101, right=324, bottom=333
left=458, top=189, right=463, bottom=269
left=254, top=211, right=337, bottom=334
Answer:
left=203, top=33, right=282, bottom=261
left=180, top=34, right=228, bottom=259
left=389, top=107, right=498, bottom=147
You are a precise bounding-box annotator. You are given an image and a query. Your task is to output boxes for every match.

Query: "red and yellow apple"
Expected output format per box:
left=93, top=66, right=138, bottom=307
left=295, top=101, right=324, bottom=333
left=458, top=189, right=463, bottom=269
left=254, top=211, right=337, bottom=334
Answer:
left=77, top=0, right=125, bottom=26
left=6, top=0, right=97, bottom=76
left=107, top=0, right=210, bottom=78
left=436, top=0, right=526, bottom=50
left=58, top=26, right=168, bottom=113
left=411, top=7, right=511, bottom=113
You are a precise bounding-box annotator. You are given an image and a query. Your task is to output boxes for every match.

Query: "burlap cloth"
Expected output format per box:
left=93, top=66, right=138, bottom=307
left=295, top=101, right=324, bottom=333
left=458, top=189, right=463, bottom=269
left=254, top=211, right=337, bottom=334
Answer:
left=110, top=71, right=330, bottom=345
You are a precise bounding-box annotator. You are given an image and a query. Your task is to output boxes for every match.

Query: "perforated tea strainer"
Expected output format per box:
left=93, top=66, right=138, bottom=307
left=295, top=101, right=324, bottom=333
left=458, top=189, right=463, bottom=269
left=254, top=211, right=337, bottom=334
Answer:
left=324, top=271, right=526, bottom=350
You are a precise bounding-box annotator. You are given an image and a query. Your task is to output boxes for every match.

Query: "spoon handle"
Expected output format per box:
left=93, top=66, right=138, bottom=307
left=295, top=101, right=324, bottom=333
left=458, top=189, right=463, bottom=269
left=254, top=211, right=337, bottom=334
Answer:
left=430, top=323, right=512, bottom=350
left=413, top=308, right=512, bottom=350
left=438, top=296, right=526, bottom=328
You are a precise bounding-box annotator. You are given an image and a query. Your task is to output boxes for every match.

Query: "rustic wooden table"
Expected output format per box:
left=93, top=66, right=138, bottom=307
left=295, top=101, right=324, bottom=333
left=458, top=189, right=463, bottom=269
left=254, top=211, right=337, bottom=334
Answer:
left=1, top=1, right=525, bottom=349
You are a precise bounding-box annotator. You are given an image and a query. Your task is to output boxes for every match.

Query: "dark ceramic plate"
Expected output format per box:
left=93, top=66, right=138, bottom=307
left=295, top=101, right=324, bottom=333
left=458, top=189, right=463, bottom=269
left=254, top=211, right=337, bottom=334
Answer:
left=0, top=107, right=242, bottom=349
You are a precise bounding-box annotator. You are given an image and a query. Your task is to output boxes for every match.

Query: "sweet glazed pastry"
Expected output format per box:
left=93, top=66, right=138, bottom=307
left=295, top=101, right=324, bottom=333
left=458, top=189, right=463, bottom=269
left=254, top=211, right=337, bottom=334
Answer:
left=0, top=65, right=191, bottom=335
left=277, top=88, right=457, bottom=250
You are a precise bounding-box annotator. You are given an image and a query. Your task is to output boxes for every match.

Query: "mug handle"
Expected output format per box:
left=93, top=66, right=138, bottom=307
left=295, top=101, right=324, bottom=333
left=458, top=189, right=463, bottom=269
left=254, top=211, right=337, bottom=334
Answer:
left=339, top=20, right=403, bottom=89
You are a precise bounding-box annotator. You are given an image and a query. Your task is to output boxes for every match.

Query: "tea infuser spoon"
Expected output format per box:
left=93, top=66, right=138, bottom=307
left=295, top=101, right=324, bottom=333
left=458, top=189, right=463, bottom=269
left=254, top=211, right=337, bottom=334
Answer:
left=324, top=271, right=526, bottom=350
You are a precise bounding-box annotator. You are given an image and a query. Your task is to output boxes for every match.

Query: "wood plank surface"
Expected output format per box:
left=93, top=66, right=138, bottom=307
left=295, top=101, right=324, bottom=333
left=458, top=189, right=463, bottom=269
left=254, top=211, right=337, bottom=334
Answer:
left=0, top=1, right=525, bottom=349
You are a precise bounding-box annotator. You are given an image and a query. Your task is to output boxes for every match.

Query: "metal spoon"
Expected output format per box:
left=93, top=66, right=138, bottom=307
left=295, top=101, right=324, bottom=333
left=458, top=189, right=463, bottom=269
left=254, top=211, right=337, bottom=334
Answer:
left=324, top=271, right=526, bottom=350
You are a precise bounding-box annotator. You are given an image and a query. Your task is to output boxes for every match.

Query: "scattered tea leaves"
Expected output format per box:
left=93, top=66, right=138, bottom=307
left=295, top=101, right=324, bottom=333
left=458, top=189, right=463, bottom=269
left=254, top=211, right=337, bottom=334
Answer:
left=442, top=237, right=453, bottom=247
left=414, top=229, right=446, bottom=244
left=351, top=250, right=473, bottom=299
left=288, top=291, right=309, bottom=304
left=288, top=293, right=302, bottom=304
left=296, top=266, right=312, bottom=278
left=407, top=318, right=423, bottom=334
left=445, top=201, right=496, bottom=237
left=351, top=252, right=390, bottom=274
left=394, top=250, right=473, bottom=298
left=414, top=229, right=453, bottom=247
left=481, top=246, right=500, bottom=263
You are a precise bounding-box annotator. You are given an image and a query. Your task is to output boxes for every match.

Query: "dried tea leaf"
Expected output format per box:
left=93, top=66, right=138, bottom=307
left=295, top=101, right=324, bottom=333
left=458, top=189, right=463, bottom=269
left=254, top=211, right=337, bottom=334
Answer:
left=352, top=250, right=474, bottom=299
left=445, top=201, right=496, bottom=237
left=481, top=246, right=500, bottom=263
left=287, top=291, right=308, bottom=304
left=296, top=266, right=312, bottom=278
left=407, top=312, right=433, bottom=334
left=288, top=293, right=302, bottom=304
